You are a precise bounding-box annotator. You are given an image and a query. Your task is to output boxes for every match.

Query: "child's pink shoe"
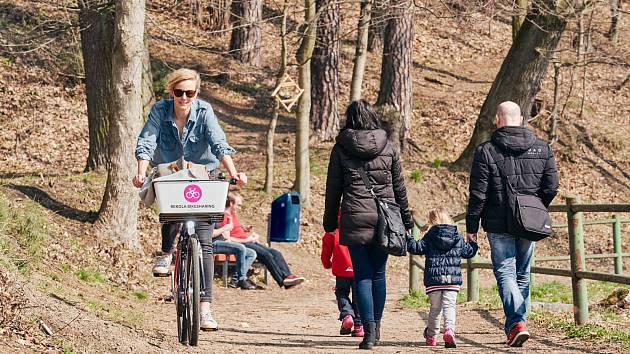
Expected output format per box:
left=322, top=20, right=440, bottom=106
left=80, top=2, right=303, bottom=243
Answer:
left=352, top=323, right=364, bottom=337
left=443, top=328, right=457, bottom=348
left=423, top=327, right=437, bottom=346
left=340, top=314, right=353, bottom=335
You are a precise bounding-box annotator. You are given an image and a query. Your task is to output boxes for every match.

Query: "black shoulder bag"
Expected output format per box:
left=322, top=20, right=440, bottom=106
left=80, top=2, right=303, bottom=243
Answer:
left=488, top=144, right=553, bottom=242
left=357, top=166, right=407, bottom=256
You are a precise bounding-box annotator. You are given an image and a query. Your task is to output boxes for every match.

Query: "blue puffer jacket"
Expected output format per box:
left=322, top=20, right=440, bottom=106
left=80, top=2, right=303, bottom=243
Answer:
left=407, top=224, right=478, bottom=293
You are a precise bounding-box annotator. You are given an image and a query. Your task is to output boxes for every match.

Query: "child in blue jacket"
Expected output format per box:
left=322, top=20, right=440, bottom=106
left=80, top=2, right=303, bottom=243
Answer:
left=407, top=207, right=478, bottom=348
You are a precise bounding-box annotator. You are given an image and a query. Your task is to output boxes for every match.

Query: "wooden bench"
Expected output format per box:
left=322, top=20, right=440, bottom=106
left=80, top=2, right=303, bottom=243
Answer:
left=213, top=253, right=268, bottom=287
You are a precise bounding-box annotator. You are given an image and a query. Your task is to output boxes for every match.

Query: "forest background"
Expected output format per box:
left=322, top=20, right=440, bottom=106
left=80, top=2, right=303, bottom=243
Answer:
left=0, top=0, right=629, bottom=352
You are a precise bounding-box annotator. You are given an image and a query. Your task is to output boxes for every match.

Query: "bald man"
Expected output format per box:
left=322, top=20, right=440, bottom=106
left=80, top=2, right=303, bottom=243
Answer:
left=465, top=101, right=559, bottom=347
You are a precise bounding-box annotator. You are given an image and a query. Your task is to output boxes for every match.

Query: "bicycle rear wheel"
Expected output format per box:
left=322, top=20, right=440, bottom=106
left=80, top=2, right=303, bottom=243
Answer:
left=187, top=237, right=201, bottom=346
left=176, top=250, right=189, bottom=344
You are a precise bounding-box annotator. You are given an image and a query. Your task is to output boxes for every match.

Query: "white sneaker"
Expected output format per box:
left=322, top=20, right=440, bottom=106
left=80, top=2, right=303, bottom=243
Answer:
left=200, top=309, right=219, bottom=331
left=152, top=253, right=172, bottom=277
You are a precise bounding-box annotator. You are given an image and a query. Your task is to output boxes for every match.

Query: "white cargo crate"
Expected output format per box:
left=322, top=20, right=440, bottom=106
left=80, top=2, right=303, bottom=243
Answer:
left=153, top=179, right=229, bottom=222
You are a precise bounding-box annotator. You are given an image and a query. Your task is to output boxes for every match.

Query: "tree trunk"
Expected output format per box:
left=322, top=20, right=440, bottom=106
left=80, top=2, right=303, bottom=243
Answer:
left=453, top=1, right=568, bottom=169
left=207, top=0, right=232, bottom=31
left=512, top=0, right=527, bottom=41
left=190, top=0, right=204, bottom=27
left=264, top=3, right=288, bottom=194
left=294, top=0, right=316, bottom=207
left=229, top=0, right=262, bottom=66
left=376, top=0, right=413, bottom=152
left=607, top=0, right=619, bottom=43
left=310, top=0, right=340, bottom=141
left=98, top=0, right=145, bottom=250
left=367, top=0, right=387, bottom=52
left=350, top=0, right=371, bottom=102
left=79, top=0, right=113, bottom=172
left=141, top=33, right=154, bottom=119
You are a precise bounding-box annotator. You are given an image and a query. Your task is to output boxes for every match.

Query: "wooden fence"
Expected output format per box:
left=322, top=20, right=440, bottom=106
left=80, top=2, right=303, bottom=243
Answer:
left=408, top=195, right=630, bottom=325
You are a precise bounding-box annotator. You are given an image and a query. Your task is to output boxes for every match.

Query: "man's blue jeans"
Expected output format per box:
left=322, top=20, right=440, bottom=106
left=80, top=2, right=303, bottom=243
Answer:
left=487, top=232, right=534, bottom=334
left=212, top=240, right=257, bottom=281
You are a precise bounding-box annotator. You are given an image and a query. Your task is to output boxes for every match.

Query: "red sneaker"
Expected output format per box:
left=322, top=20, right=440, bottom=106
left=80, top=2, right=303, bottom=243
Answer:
left=340, top=314, right=353, bottom=335
left=506, top=322, right=530, bottom=347
left=423, top=327, right=437, bottom=347
left=352, top=323, right=364, bottom=337
left=443, top=328, right=457, bottom=348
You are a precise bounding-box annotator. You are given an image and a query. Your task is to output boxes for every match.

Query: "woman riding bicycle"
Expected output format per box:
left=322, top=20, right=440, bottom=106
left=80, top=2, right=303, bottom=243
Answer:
left=132, top=68, right=247, bottom=330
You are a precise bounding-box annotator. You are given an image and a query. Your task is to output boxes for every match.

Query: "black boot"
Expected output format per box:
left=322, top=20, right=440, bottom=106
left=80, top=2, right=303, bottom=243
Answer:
left=359, top=321, right=376, bottom=350
left=374, top=320, right=381, bottom=346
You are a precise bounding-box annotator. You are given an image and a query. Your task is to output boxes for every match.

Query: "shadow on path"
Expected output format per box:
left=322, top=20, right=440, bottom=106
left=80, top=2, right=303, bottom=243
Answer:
left=9, top=184, right=97, bottom=223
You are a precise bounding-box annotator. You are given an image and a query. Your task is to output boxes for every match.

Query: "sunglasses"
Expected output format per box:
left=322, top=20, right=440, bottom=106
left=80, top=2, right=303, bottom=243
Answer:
left=173, top=89, right=197, bottom=98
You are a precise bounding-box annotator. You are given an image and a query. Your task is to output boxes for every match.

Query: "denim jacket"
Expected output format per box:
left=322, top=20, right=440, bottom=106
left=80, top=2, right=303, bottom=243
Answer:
left=135, top=99, right=235, bottom=171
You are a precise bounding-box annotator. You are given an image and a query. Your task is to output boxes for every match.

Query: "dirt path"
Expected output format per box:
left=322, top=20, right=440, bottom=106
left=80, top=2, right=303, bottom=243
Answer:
left=137, top=265, right=615, bottom=354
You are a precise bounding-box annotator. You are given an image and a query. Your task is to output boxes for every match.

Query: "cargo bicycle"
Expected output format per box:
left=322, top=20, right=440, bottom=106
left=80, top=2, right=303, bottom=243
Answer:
left=153, top=171, right=234, bottom=346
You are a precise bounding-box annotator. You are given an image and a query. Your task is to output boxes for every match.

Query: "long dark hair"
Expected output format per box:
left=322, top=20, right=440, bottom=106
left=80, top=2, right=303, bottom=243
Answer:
left=343, top=100, right=381, bottom=131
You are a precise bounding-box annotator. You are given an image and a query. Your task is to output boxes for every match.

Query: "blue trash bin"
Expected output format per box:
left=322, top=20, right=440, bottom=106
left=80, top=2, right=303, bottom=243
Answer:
left=269, top=192, right=300, bottom=242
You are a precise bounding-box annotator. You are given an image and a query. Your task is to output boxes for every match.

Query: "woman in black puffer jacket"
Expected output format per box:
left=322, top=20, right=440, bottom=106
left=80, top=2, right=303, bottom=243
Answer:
left=323, top=100, right=413, bottom=350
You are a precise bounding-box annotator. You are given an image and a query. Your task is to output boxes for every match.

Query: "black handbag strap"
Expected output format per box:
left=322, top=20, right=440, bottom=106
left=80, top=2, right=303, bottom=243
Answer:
left=357, top=166, right=378, bottom=199
left=487, top=143, right=518, bottom=195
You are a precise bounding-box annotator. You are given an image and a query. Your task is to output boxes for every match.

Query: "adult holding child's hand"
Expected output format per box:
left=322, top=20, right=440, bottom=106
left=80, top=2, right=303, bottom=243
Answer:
left=323, top=100, right=413, bottom=350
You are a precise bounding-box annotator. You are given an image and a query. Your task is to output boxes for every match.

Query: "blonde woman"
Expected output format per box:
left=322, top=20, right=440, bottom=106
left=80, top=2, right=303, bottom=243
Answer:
left=132, top=68, right=247, bottom=330
left=406, top=207, right=478, bottom=348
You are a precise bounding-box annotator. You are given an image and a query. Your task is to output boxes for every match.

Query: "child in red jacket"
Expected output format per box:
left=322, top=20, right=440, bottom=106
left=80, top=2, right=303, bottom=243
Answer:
left=321, top=227, right=363, bottom=337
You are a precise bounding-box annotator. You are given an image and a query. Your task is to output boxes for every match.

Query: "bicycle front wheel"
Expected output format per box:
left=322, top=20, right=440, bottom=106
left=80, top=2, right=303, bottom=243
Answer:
left=176, top=250, right=189, bottom=345
left=187, top=237, right=201, bottom=346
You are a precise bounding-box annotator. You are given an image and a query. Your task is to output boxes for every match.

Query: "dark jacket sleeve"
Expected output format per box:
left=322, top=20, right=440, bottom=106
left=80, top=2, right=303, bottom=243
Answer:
left=406, top=235, right=427, bottom=256
left=466, top=145, right=490, bottom=234
left=460, top=241, right=479, bottom=259
left=391, top=150, right=414, bottom=230
left=539, top=144, right=559, bottom=207
left=323, top=146, right=343, bottom=232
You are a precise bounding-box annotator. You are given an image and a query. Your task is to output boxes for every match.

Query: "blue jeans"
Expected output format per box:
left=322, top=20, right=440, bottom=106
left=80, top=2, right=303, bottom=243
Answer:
left=212, top=240, right=257, bottom=281
left=488, top=232, right=535, bottom=334
left=348, top=243, right=388, bottom=325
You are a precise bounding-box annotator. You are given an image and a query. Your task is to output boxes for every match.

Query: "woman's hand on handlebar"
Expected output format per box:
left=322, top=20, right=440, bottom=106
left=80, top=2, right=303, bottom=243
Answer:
left=132, top=174, right=146, bottom=188
left=233, top=172, right=247, bottom=186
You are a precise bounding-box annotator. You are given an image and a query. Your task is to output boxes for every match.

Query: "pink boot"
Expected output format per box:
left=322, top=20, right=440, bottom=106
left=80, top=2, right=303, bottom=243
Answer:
left=352, top=323, right=364, bottom=337
left=340, top=314, right=353, bottom=335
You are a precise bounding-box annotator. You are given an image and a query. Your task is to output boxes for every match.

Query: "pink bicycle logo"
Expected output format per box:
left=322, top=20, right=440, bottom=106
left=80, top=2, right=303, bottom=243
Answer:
left=183, top=184, right=202, bottom=203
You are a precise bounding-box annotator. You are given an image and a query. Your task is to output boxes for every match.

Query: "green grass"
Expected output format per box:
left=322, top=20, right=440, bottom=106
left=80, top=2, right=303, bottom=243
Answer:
left=76, top=268, right=107, bottom=284
left=310, top=158, right=327, bottom=177
left=531, top=281, right=573, bottom=303
left=410, top=169, right=423, bottom=183
left=0, top=192, right=48, bottom=273
left=132, top=291, right=148, bottom=301
left=531, top=311, right=630, bottom=349
left=432, top=159, right=442, bottom=168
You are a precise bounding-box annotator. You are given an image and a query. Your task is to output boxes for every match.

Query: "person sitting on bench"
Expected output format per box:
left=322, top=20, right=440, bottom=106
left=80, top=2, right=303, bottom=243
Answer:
left=219, top=192, right=306, bottom=289
left=212, top=217, right=258, bottom=290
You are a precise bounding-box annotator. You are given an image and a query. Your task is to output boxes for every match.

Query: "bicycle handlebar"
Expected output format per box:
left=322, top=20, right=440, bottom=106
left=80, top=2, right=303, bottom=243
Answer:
left=216, top=172, right=238, bottom=185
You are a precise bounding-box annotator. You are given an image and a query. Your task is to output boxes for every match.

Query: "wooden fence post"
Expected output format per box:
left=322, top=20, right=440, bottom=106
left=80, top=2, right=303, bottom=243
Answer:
left=467, top=256, right=479, bottom=302
left=409, top=225, right=421, bottom=292
left=567, top=195, right=589, bottom=325
left=613, top=214, right=623, bottom=275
